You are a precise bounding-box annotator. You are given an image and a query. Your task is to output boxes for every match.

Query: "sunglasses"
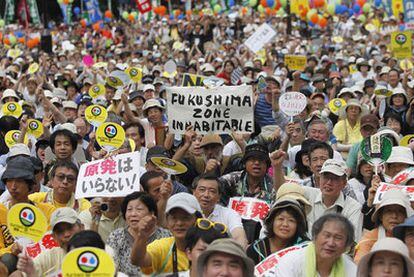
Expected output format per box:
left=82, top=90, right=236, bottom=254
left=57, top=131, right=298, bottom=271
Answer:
left=196, top=218, right=227, bottom=234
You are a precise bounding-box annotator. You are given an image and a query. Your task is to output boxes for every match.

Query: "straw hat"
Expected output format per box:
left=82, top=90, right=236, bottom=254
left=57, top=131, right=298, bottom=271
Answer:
left=338, top=99, right=368, bottom=118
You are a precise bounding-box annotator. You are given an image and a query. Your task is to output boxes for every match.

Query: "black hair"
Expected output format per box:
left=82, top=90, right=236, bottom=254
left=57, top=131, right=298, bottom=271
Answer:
left=384, top=112, right=403, bottom=130
left=66, top=230, right=105, bottom=252
left=121, top=191, right=158, bottom=220
left=50, top=160, right=79, bottom=178
left=312, top=214, right=355, bottom=248
left=123, top=122, right=145, bottom=140
left=49, top=129, right=77, bottom=152
left=308, top=141, right=334, bottom=161
left=185, top=225, right=229, bottom=251
left=139, top=171, right=165, bottom=192
left=191, top=173, right=222, bottom=195
left=0, top=116, right=19, bottom=136
left=355, top=159, right=372, bottom=186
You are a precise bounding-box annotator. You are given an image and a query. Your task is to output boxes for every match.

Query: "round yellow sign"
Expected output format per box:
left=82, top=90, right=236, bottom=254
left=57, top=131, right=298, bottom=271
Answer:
left=374, top=87, right=393, bottom=97
left=125, top=67, right=142, bottom=83
left=328, top=98, right=346, bottom=115
left=5, top=130, right=28, bottom=148
left=28, top=63, right=39, bottom=74
left=2, top=102, right=23, bottom=118
left=7, top=203, right=48, bottom=243
left=88, top=84, right=106, bottom=99
left=400, top=134, right=414, bottom=147
left=150, top=157, right=188, bottom=175
left=105, top=76, right=123, bottom=88
left=400, top=60, right=413, bottom=70
left=62, top=247, right=115, bottom=276
left=96, top=122, right=125, bottom=152
left=85, top=105, right=108, bottom=127
left=26, top=119, right=44, bottom=138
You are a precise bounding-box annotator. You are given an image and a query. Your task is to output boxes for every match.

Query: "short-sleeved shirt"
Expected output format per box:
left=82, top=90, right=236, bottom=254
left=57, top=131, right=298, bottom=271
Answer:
left=141, top=237, right=189, bottom=275
left=78, top=211, right=126, bottom=242
left=29, top=192, right=91, bottom=213
left=205, top=204, right=243, bottom=233
left=333, top=119, right=362, bottom=145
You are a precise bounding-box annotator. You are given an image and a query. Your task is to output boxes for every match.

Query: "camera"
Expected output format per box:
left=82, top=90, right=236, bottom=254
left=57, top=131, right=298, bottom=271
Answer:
left=100, top=203, right=108, bottom=212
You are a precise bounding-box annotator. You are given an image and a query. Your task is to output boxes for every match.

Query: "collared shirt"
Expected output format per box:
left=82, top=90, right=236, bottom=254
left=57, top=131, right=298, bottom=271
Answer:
left=29, top=191, right=91, bottom=213
left=204, top=204, right=243, bottom=233
left=303, top=187, right=363, bottom=241
left=78, top=211, right=126, bottom=242
left=333, top=119, right=362, bottom=145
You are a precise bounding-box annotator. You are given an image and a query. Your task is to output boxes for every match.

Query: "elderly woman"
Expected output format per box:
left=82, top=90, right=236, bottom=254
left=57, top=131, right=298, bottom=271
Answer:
left=275, top=214, right=357, bottom=276
left=354, top=189, right=414, bottom=263
left=106, top=192, right=170, bottom=276
left=333, top=99, right=368, bottom=154
left=246, top=198, right=309, bottom=264
left=357, top=238, right=414, bottom=277
left=393, top=215, right=414, bottom=261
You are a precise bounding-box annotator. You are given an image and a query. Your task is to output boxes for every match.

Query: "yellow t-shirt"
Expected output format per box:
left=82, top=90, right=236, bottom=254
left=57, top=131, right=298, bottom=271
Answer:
left=29, top=192, right=91, bottom=213
left=141, top=237, right=189, bottom=275
left=333, top=119, right=362, bottom=145
left=0, top=202, right=55, bottom=256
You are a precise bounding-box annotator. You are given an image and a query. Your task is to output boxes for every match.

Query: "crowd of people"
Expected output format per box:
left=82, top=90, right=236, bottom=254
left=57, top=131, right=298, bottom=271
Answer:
left=1, top=1, right=414, bottom=276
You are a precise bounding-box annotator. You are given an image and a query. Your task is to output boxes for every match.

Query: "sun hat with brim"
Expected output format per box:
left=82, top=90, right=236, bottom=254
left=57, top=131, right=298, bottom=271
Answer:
left=1, top=89, right=19, bottom=103
left=393, top=215, right=414, bottom=240
left=276, top=182, right=311, bottom=213
left=1, top=156, right=35, bottom=184
left=197, top=238, right=255, bottom=277
left=357, top=238, right=414, bottom=277
left=142, top=99, right=165, bottom=117
left=6, top=143, right=31, bottom=161
left=165, top=192, right=201, bottom=215
left=386, top=146, right=414, bottom=165
left=200, top=134, right=223, bottom=148
left=265, top=198, right=308, bottom=231
left=62, top=100, right=78, bottom=110
left=338, top=99, right=368, bottom=118
left=371, top=189, right=414, bottom=223
left=337, top=87, right=357, bottom=98
left=388, top=88, right=409, bottom=105
left=376, top=127, right=401, bottom=145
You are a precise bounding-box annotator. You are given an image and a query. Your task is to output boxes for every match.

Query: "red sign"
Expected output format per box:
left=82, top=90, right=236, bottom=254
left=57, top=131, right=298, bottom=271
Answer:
left=135, top=0, right=152, bottom=14
left=229, top=197, right=270, bottom=221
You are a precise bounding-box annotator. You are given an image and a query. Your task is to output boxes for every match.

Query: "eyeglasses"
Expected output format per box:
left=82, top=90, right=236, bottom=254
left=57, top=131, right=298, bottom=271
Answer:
left=54, top=174, right=76, bottom=184
left=196, top=218, right=227, bottom=234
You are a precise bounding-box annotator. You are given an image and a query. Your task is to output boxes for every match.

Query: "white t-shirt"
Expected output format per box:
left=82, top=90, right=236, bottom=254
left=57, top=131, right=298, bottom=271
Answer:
left=205, top=204, right=244, bottom=233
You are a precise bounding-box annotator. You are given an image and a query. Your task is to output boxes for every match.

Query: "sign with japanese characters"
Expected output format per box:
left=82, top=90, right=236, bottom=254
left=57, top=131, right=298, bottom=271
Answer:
left=96, top=122, right=125, bottom=152
left=75, top=152, right=141, bottom=199
left=391, top=31, right=412, bottom=59
left=26, top=232, right=59, bottom=258
left=279, top=92, right=307, bottom=117
left=284, top=55, right=307, bottom=71
left=62, top=247, right=115, bottom=276
left=244, top=23, right=276, bottom=53
left=254, top=243, right=309, bottom=276
left=373, top=182, right=414, bottom=204
left=392, top=167, right=414, bottom=186
left=7, top=203, right=48, bottom=243
left=228, top=197, right=270, bottom=222
left=167, top=86, right=254, bottom=135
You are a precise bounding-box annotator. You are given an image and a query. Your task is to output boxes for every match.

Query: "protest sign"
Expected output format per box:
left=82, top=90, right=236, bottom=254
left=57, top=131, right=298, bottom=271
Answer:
left=2, top=102, right=22, bottom=118
left=89, top=84, right=106, bottom=98
left=392, top=167, right=414, bottom=185
left=150, top=157, right=188, bottom=175
left=361, top=135, right=392, bottom=175
left=96, top=122, right=125, bottom=152
left=75, top=152, right=141, bottom=199
left=26, top=232, right=59, bottom=258
left=373, top=183, right=414, bottom=204
left=125, top=67, right=142, bottom=83
left=284, top=55, right=307, bottom=71
left=391, top=31, right=412, bottom=59
left=244, top=23, right=276, bottom=53
left=328, top=98, right=346, bottom=115
left=182, top=73, right=206, bottom=87
left=62, top=247, right=115, bottom=276
left=28, top=63, right=39, bottom=74
left=167, top=86, right=254, bottom=135
left=4, top=130, right=28, bottom=148
left=400, top=134, right=414, bottom=147
left=279, top=92, right=307, bottom=117
left=405, top=0, right=414, bottom=30
left=85, top=105, right=108, bottom=128
left=254, top=243, right=309, bottom=276
left=228, top=197, right=270, bottom=221
left=7, top=203, right=48, bottom=243
left=26, top=119, right=44, bottom=138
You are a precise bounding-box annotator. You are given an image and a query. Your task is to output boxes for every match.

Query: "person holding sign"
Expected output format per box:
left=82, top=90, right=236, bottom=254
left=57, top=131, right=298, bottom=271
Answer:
left=0, top=156, right=55, bottom=273
left=354, top=189, right=414, bottom=264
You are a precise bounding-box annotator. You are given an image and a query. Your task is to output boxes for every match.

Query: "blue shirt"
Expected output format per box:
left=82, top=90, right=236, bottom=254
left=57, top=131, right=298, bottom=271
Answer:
left=255, top=94, right=276, bottom=128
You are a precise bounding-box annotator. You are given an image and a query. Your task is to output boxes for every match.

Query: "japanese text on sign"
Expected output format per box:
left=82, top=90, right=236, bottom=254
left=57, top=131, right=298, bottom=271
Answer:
left=228, top=197, right=270, bottom=221
left=167, top=86, right=254, bottom=135
left=390, top=31, right=412, bottom=59
left=244, top=23, right=277, bottom=53
left=284, top=55, right=307, bottom=71
left=75, top=152, right=142, bottom=199
left=279, top=92, right=308, bottom=117
left=26, top=232, right=59, bottom=258
left=254, top=243, right=309, bottom=276
left=373, top=183, right=414, bottom=204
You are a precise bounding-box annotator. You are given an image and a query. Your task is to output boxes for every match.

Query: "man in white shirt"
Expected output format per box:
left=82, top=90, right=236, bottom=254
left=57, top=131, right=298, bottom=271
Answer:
left=192, top=174, right=248, bottom=248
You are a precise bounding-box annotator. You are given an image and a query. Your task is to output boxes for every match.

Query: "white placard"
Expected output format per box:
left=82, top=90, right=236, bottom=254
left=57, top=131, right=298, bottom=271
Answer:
left=167, top=86, right=254, bottom=135
left=279, top=92, right=307, bottom=117
left=228, top=197, right=270, bottom=222
left=75, top=152, right=141, bottom=199
left=244, top=23, right=277, bottom=53
left=373, top=182, right=414, bottom=204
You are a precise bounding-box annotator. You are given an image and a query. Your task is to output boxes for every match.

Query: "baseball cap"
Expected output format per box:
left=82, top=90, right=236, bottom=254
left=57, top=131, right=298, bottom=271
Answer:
left=62, top=100, right=78, bottom=110
left=50, top=207, right=79, bottom=230
left=165, top=192, right=201, bottom=214
left=320, top=159, right=348, bottom=177
left=242, top=144, right=270, bottom=166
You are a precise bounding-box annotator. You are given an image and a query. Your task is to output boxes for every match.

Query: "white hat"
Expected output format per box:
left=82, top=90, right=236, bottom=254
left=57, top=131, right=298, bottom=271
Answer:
left=380, top=67, right=391, bottom=76
left=387, top=146, right=414, bottom=165
left=142, top=99, right=165, bottom=117
left=337, top=87, right=357, bottom=98
left=50, top=97, right=62, bottom=106
left=50, top=208, right=79, bottom=230
left=8, top=143, right=31, bottom=158
left=357, top=238, right=414, bottom=277
left=166, top=192, right=201, bottom=214
left=55, top=123, right=77, bottom=134
left=53, top=88, right=67, bottom=100
left=1, top=89, right=19, bottom=103
left=320, top=159, right=348, bottom=177
left=62, top=100, right=78, bottom=110
left=112, top=90, right=123, bottom=101
left=388, top=87, right=408, bottom=105
left=371, top=189, right=414, bottom=223
left=201, top=63, right=215, bottom=73
left=143, top=84, right=155, bottom=92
